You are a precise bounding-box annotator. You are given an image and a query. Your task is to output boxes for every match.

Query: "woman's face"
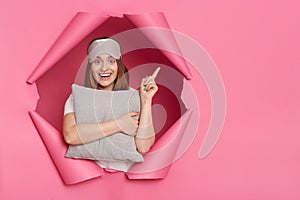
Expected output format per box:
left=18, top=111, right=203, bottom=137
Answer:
left=91, top=53, right=118, bottom=90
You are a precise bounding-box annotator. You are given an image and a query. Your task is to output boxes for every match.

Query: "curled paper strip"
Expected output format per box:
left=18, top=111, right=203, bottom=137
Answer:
left=126, top=109, right=192, bottom=179
left=27, top=12, right=109, bottom=84
left=124, top=13, right=192, bottom=79
left=27, top=11, right=196, bottom=183
left=29, top=110, right=103, bottom=184
left=27, top=12, right=192, bottom=84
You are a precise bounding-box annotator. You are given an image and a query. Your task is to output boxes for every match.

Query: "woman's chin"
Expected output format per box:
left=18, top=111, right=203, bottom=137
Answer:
left=97, top=82, right=114, bottom=90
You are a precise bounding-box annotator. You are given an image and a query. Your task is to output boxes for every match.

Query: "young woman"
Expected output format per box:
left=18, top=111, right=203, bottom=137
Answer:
left=63, top=37, right=157, bottom=162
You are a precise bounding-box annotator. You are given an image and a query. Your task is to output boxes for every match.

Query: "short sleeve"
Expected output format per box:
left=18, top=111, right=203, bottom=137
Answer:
left=64, top=94, right=74, bottom=115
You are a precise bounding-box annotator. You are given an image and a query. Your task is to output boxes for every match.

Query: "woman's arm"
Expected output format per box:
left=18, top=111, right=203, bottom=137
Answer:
left=135, top=69, right=160, bottom=154
left=135, top=100, right=156, bottom=154
left=63, top=112, right=139, bottom=145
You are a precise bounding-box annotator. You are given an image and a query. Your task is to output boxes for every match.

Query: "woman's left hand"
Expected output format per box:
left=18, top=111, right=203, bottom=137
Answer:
left=140, top=76, right=158, bottom=101
left=140, top=67, right=160, bottom=102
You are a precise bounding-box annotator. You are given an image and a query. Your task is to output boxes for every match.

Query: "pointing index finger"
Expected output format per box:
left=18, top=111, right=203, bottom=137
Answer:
left=151, top=67, right=161, bottom=80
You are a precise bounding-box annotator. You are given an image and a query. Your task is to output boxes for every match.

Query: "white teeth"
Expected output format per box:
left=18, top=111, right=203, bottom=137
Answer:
left=99, top=73, right=111, bottom=77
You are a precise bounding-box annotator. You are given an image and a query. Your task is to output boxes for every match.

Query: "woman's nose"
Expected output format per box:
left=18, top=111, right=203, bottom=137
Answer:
left=99, top=62, right=109, bottom=71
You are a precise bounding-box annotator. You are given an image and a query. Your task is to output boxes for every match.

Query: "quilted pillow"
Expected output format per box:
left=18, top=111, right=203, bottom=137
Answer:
left=65, top=84, right=144, bottom=163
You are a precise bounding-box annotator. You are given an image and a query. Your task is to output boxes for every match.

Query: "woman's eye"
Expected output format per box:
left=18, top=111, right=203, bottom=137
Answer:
left=95, top=60, right=102, bottom=64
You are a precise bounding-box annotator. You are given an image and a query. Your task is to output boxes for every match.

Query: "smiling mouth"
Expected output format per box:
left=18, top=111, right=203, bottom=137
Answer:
left=98, top=73, right=112, bottom=79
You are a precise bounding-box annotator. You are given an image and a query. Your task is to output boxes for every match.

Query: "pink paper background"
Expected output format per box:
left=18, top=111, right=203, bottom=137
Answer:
left=1, top=0, right=300, bottom=199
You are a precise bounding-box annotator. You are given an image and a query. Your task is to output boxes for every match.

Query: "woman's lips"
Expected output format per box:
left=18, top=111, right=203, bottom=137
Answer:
left=98, top=73, right=112, bottom=81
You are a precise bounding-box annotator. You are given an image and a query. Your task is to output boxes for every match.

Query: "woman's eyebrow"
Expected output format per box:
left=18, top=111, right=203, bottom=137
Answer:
left=95, top=56, right=114, bottom=59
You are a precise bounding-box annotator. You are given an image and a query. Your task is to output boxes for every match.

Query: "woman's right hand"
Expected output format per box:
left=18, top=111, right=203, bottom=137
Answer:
left=115, top=112, right=139, bottom=136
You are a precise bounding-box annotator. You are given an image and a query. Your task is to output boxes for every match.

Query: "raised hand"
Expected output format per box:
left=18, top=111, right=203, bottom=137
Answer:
left=140, top=67, right=160, bottom=102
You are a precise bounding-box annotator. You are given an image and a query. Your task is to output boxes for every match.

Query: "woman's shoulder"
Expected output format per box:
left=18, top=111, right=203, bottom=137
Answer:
left=66, top=93, right=73, bottom=100
left=64, top=93, right=74, bottom=115
left=129, top=87, right=138, bottom=91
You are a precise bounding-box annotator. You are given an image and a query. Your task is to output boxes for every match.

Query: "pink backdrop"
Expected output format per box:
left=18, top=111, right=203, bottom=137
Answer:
left=1, top=0, right=300, bottom=199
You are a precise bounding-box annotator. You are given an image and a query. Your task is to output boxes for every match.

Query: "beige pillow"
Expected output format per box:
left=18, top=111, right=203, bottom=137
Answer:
left=65, top=84, right=144, bottom=163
